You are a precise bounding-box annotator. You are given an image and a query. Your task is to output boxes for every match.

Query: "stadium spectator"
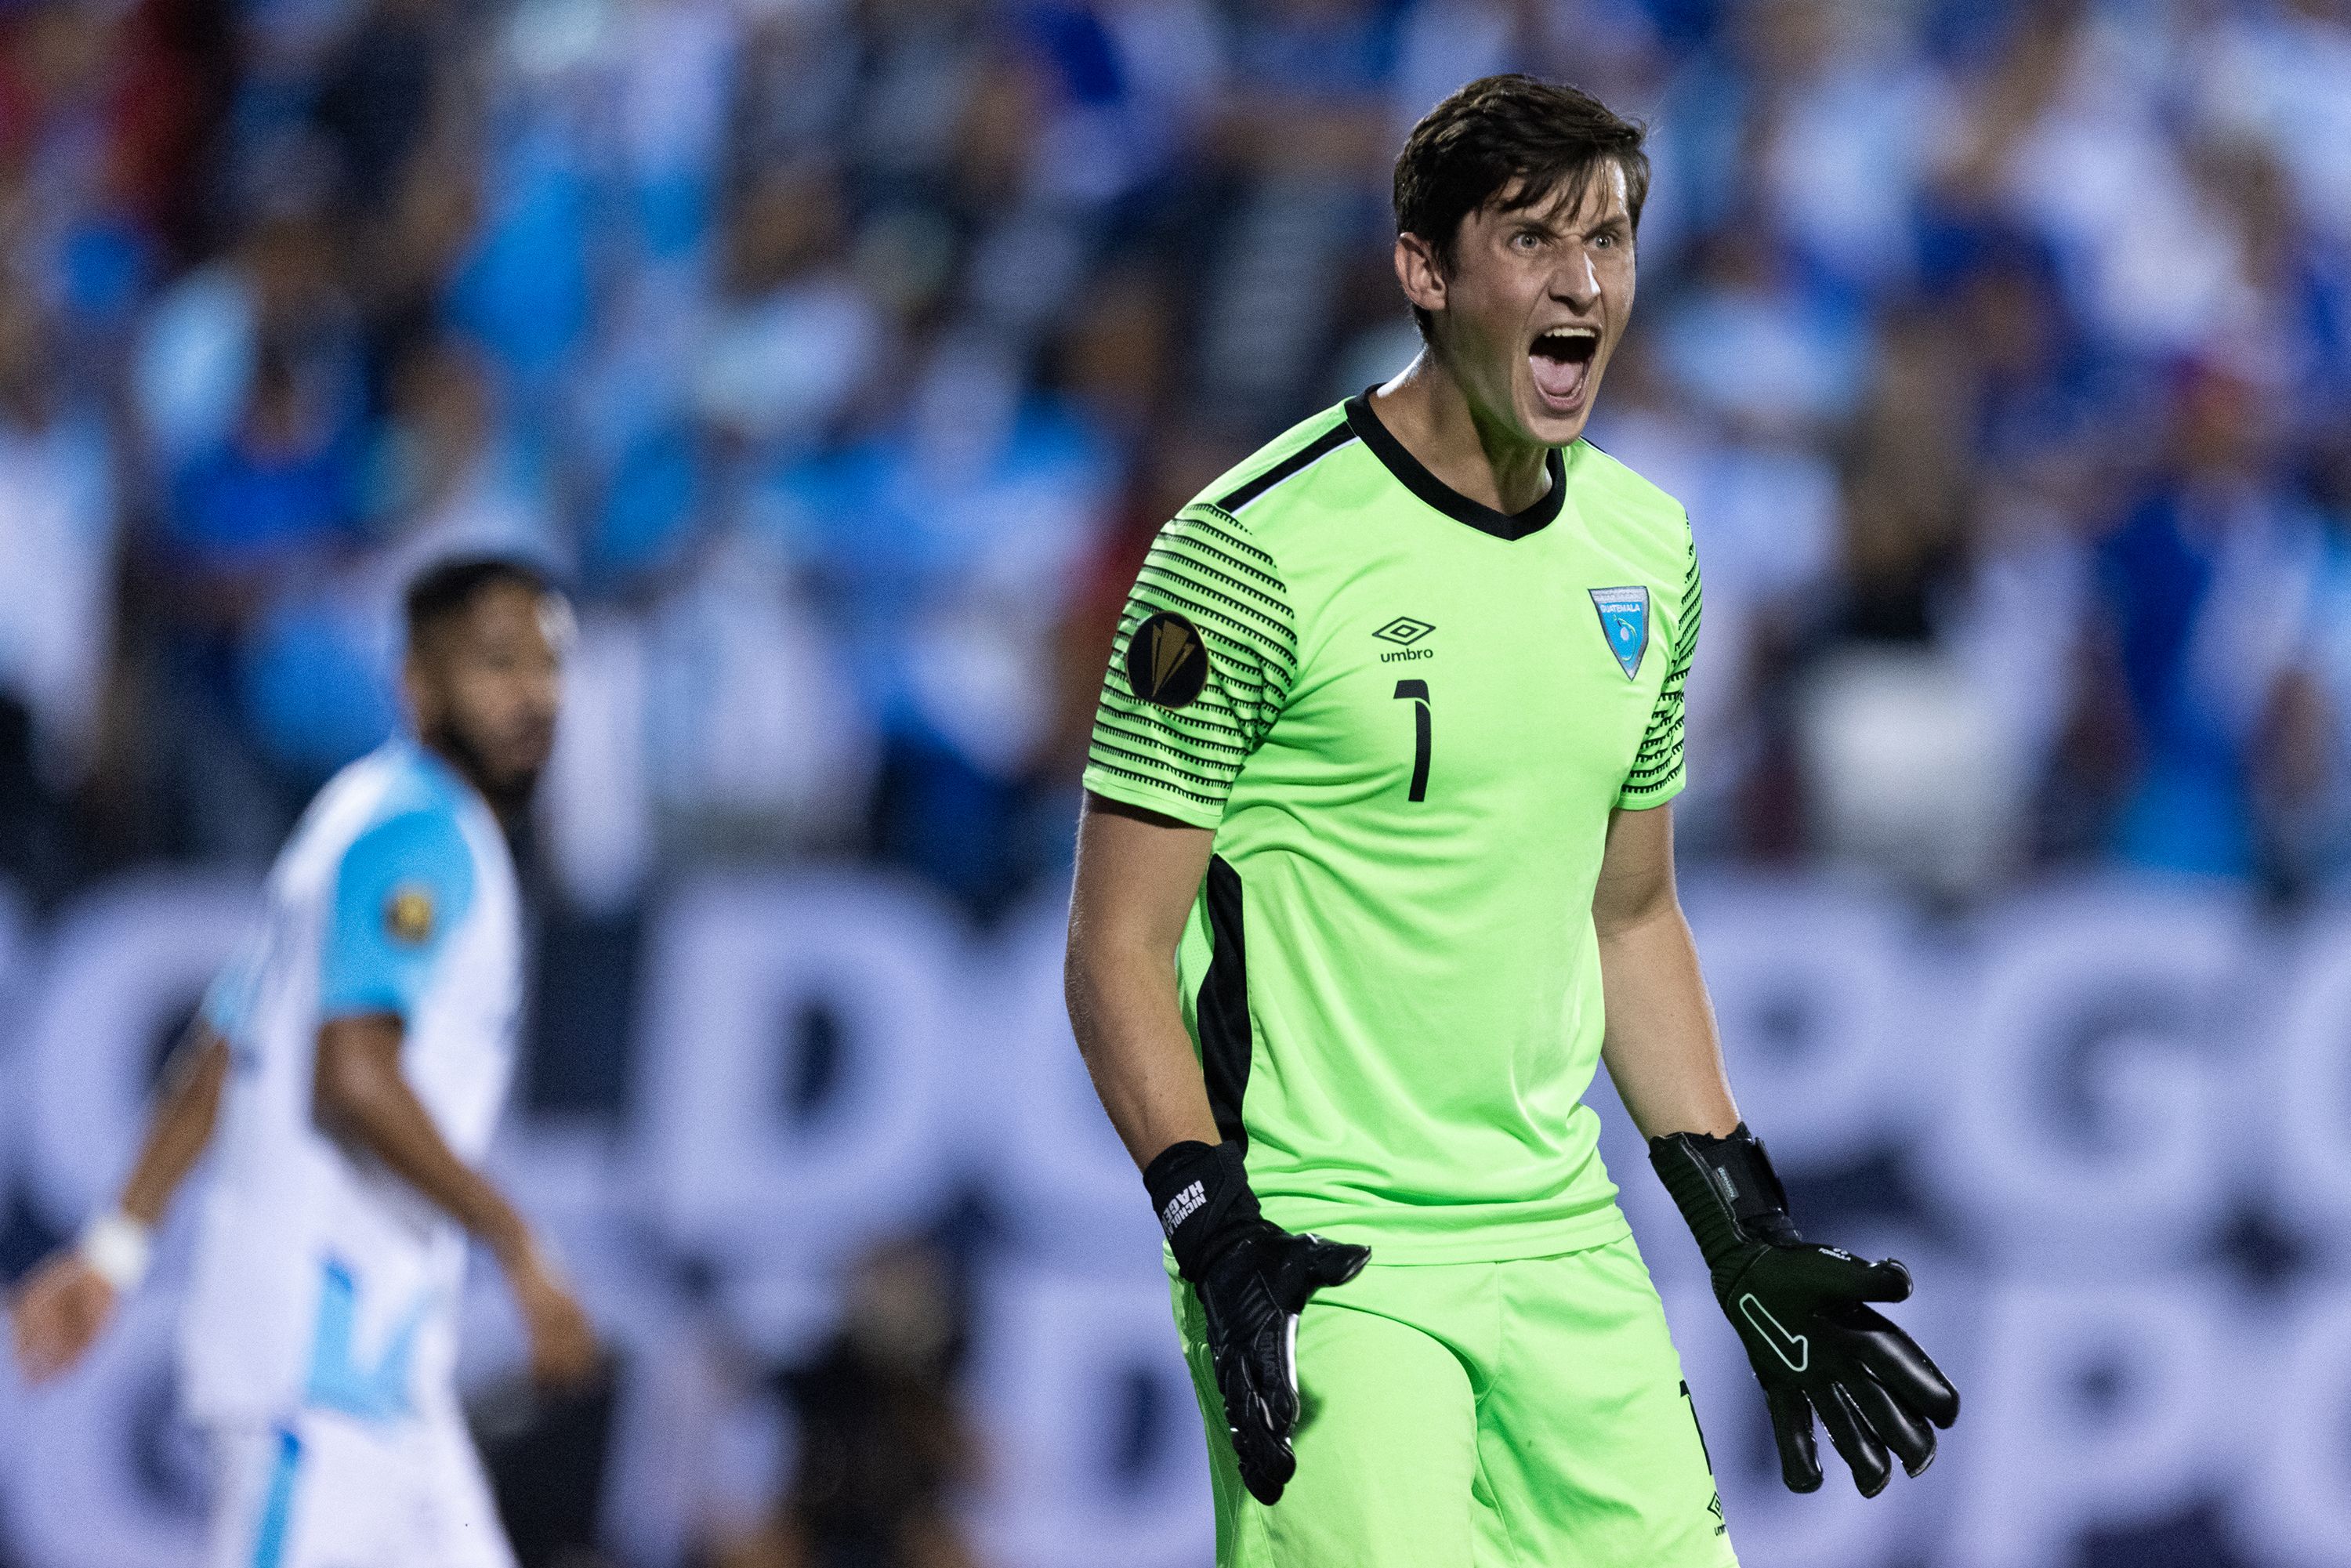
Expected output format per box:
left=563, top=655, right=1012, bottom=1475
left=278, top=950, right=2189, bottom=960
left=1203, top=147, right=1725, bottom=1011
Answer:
left=0, top=0, right=2346, bottom=907
left=0, top=288, right=116, bottom=890
left=712, top=1237, right=980, bottom=1568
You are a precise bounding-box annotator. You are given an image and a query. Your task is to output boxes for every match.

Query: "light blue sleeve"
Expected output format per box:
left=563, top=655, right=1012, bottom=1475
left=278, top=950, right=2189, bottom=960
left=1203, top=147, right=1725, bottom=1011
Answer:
left=200, top=937, right=265, bottom=1042
left=318, top=808, right=476, bottom=1022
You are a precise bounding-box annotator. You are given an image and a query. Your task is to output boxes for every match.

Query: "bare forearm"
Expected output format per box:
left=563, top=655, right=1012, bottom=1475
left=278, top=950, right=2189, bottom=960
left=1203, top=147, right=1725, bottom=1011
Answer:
left=117, top=1027, right=231, bottom=1226
left=1067, top=940, right=1220, bottom=1168
left=312, top=1020, right=596, bottom=1385
left=1597, top=904, right=1740, bottom=1139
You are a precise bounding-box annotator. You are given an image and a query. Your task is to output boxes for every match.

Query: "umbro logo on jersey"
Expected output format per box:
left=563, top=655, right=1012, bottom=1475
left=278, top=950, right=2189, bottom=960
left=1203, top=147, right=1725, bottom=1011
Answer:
left=1588, top=586, right=1649, bottom=679
left=1375, top=616, right=1434, bottom=662
left=1125, top=611, right=1209, bottom=708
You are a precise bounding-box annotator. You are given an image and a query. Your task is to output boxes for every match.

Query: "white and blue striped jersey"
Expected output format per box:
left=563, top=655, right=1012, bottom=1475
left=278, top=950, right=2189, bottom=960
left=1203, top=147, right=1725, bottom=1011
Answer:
left=180, top=741, right=523, bottom=1428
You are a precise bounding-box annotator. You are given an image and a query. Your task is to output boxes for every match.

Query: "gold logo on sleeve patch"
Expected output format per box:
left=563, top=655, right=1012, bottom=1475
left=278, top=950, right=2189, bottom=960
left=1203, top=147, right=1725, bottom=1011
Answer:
left=1124, top=611, right=1210, bottom=708
left=384, top=885, right=437, bottom=945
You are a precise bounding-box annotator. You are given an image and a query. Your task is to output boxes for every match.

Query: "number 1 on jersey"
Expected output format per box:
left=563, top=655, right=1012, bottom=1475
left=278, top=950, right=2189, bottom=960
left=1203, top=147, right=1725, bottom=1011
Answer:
left=1393, top=680, right=1430, bottom=802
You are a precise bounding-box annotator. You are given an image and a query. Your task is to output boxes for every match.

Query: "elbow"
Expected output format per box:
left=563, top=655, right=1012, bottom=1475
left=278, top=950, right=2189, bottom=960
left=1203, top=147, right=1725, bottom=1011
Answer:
left=1593, top=885, right=1681, bottom=947
left=1063, top=935, right=1103, bottom=1063
left=1064, top=936, right=1178, bottom=1077
left=182, top=1030, right=234, bottom=1106
left=310, top=1059, right=353, bottom=1141
left=1063, top=928, right=1139, bottom=1074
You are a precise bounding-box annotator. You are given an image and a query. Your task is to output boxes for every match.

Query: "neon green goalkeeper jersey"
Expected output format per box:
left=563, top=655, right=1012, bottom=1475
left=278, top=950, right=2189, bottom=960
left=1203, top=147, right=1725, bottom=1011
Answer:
left=1085, top=392, right=1699, bottom=1263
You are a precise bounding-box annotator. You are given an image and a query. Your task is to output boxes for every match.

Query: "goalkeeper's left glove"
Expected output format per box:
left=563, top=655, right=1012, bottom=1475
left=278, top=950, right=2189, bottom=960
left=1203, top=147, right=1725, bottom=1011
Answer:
left=1650, top=1124, right=1959, bottom=1497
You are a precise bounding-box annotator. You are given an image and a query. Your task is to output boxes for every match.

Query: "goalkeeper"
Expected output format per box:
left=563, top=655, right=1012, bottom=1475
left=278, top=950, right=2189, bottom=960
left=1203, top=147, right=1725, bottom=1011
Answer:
left=1063, top=74, right=1956, bottom=1568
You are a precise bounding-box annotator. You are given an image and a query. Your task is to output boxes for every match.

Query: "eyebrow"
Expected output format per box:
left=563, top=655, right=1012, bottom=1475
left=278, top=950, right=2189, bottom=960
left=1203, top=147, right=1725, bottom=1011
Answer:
left=1520, top=186, right=1625, bottom=233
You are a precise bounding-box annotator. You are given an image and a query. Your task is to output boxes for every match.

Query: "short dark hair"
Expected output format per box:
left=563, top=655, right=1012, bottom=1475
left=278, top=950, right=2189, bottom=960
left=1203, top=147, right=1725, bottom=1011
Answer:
left=404, top=555, right=557, bottom=653
left=1393, top=74, right=1650, bottom=335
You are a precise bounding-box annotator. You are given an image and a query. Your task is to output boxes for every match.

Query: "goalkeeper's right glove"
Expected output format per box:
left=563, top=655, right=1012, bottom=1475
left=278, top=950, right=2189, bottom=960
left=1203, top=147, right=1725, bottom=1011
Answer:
left=1144, top=1139, right=1369, bottom=1505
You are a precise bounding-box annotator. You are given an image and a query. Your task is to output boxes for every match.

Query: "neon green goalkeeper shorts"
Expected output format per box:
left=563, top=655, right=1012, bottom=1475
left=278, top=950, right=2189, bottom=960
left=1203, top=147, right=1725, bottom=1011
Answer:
left=1172, top=1230, right=1741, bottom=1568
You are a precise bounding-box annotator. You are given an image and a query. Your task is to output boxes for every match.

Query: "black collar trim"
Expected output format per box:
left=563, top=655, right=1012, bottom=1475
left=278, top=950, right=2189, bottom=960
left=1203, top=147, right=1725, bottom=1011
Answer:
left=1343, top=390, right=1566, bottom=541
left=1217, top=417, right=1360, bottom=513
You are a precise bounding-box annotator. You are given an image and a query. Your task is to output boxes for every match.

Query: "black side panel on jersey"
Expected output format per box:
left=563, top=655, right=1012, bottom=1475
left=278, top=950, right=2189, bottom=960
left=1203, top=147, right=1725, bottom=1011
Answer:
left=1216, top=419, right=1357, bottom=513
left=1197, top=855, right=1253, bottom=1149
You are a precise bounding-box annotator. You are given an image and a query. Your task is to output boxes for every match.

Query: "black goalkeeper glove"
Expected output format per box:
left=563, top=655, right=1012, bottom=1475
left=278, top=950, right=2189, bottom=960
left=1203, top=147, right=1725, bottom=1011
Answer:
left=1650, top=1124, right=1959, bottom=1497
left=1144, top=1139, right=1369, bottom=1505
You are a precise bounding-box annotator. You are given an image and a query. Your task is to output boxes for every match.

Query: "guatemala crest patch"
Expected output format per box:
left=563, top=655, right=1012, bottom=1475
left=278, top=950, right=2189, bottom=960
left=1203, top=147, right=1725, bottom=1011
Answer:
left=1588, top=586, right=1650, bottom=679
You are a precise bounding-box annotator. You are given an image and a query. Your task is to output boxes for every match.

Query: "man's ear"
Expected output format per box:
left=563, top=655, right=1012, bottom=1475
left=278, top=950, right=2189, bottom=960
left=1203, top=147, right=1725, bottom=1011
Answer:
left=1395, top=232, right=1447, bottom=317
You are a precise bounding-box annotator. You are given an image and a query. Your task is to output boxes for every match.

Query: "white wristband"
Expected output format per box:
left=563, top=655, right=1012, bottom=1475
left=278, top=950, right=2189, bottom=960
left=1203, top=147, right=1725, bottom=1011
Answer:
left=78, top=1212, right=153, bottom=1294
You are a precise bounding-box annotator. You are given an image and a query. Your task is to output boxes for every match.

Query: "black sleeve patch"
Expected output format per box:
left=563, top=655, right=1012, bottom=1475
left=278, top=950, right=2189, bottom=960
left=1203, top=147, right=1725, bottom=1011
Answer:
left=1124, top=611, right=1211, bottom=708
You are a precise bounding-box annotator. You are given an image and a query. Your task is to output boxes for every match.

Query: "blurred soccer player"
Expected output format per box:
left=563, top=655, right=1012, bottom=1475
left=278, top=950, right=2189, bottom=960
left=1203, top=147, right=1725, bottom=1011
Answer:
left=1065, top=76, right=1958, bottom=1567
left=11, top=556, right=595, bottom=1568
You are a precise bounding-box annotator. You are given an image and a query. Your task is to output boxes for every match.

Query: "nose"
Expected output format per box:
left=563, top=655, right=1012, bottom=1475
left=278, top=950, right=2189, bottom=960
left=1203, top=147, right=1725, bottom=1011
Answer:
left=1552, top=245, right=1600, bottom=312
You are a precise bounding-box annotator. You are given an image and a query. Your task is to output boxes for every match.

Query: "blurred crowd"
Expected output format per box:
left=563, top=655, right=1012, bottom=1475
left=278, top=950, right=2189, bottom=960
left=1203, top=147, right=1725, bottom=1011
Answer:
left=5, top=0, right=2351, bottom=918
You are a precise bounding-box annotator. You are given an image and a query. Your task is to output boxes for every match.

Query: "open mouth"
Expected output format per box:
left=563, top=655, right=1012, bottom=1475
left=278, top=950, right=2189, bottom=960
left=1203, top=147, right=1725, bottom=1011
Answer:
left=1529, top=327, right=1599, bottom=412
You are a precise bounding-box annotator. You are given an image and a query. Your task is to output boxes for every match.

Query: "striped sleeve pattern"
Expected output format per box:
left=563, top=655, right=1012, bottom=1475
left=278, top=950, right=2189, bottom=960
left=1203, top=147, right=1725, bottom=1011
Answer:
left=1082, top=506, right=1297, bottom=829
left=1618, top=522, right=1701, bottom=808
